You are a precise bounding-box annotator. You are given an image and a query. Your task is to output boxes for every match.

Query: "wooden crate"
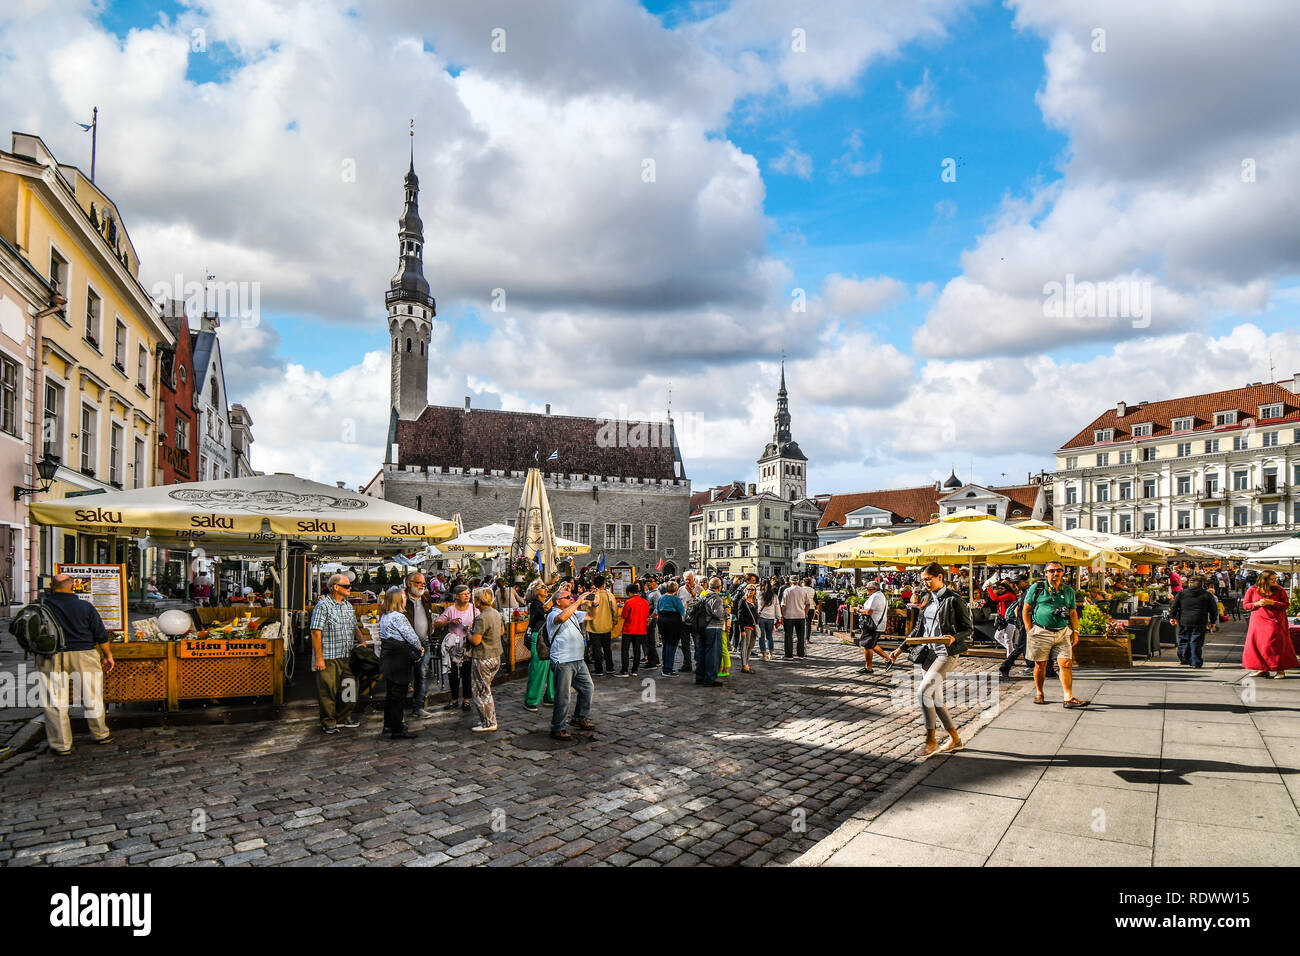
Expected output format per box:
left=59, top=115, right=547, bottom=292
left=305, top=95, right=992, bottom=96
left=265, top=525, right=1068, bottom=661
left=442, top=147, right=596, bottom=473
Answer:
left=104, top=642, right=171, bottom=706
left=1074, top=634, right=1133, bottom=668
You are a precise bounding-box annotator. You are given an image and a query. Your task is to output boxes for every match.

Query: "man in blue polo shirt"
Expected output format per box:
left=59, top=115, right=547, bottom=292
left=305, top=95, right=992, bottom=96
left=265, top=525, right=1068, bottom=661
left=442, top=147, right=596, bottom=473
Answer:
left=39, top=573, right=116, bottom=755
left=546, top=585, right=597, bottom=741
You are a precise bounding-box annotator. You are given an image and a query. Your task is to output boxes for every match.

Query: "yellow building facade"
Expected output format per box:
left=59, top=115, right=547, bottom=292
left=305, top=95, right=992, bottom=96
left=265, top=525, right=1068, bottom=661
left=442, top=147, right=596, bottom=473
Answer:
left=0, top=133, right=174, bottom=583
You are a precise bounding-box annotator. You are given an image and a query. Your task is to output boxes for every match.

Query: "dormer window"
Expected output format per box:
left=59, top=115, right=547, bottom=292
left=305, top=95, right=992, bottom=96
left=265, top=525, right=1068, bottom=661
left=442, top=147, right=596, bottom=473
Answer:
left=1172, top=417, right=1193, bottom=432
left=1132, top=423, right=1152, bottom=437
left=1260, top=404, right=1283, bottom=420
left=1094, top=428, right=1114, bottom=443
left=1214, top=411, right=1236, bottom=426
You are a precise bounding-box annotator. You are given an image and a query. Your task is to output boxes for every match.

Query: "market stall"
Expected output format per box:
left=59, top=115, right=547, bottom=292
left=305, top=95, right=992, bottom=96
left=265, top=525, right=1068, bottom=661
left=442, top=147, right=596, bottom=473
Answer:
left=29, top=474, right=455, bottom=710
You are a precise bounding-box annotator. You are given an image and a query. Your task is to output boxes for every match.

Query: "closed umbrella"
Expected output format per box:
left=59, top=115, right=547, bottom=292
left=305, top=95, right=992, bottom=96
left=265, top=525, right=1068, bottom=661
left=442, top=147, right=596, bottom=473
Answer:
left=512, top=468, right=559, bottom=578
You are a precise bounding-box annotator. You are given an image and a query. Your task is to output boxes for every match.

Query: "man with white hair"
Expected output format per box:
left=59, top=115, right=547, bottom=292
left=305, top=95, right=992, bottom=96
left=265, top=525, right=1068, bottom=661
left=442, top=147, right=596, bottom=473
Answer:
left=676, top=571, right=697, bottom=672
left=309, top=573, right=369, bottom=734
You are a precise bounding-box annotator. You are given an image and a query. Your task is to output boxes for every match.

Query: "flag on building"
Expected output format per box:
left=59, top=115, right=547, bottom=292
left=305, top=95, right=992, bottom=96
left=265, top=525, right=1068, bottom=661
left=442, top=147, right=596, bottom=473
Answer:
left=547, top=450, right=558, bottom=461
left=655, top=558, right=664, bottom=571
left=597, top=554, right=606, bottom=572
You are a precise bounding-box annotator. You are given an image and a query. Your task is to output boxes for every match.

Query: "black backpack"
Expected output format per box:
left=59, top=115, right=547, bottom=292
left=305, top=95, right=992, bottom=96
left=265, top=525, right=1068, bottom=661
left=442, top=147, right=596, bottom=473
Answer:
left=9, top=600, right=68, bottom=657
left=686, top=595, right=711, bottom=635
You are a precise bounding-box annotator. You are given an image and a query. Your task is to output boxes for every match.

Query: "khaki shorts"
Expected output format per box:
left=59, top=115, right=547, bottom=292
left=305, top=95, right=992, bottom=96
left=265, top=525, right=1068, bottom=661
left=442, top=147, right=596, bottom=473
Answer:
left=1027, top=625, right=1074, bottom=662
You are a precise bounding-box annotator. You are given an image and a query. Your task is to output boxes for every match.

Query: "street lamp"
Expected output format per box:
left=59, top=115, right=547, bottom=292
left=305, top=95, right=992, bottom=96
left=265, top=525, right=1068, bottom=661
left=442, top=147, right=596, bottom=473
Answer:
left=14, top=453, right=61, bottom=501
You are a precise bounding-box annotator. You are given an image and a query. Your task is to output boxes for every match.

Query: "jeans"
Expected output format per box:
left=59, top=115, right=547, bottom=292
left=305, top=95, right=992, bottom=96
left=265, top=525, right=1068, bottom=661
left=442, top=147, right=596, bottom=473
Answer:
left=1177, top=626, right=1205, bottom=667
left=696, top=627, right=722, bottom=684
left=783, top=618, right=807, bottom=657
left=588, top=631, right=614, bottom=673
left=642, top=620, right=661, bottom=668
left=409, top=639, right=430, bottom=706
left=551, top=659, right=594, bottom=732
left=758, top=618, right=775, bottom=655
left=917, top=654, right=960, bottom=732
left=661, top=639, right=679, bottom=675
left=620, top=635, right=644, bottom=673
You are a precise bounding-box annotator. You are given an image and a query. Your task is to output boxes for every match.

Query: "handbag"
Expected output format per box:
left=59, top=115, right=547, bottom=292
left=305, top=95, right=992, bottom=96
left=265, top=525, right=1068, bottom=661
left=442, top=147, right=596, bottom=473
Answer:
left=856, top=614, right=880, bottom=649
left=533, top=625, right=551, bottom=662
left=908, top=642, right=938, bottom=670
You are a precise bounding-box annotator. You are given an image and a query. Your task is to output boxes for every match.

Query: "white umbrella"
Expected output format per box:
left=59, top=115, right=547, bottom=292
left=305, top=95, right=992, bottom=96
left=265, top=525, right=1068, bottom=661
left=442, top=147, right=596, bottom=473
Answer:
left=441, top=522, right=589, bottom=557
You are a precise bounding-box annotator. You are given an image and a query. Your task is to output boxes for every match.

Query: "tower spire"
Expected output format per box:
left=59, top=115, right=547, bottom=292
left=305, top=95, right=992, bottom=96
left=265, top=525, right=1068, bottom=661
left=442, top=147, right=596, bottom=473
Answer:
left=388, top=128, right=436, bottom=422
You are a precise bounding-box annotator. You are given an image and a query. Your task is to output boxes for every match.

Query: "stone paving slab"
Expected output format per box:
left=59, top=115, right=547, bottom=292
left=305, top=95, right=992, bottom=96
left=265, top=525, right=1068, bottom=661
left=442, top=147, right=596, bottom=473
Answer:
left=0, top=636, right=1016, bottom=866
left=801, top=622, right=1300, bottom=867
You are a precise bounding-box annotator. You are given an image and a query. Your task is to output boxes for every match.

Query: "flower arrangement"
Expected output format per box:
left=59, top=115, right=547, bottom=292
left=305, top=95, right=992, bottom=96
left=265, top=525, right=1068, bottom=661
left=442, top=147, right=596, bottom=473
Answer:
left=1105, top=618, right=1130, bottom=638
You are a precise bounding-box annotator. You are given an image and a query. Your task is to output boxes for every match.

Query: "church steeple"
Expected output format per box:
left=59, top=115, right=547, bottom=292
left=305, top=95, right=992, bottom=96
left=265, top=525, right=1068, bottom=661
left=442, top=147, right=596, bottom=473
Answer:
left=388, top=122, right=436, bottom=421
left=757, top=361, right=807, bottom=502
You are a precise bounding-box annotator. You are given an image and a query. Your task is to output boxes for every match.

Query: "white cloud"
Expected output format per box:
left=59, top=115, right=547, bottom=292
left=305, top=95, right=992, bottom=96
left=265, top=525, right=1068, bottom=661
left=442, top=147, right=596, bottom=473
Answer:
left=900, top=67, right=947, bottom=127
left=771, top=142, right=813, bottom=179
left=823, top=274, right=908, bottom=317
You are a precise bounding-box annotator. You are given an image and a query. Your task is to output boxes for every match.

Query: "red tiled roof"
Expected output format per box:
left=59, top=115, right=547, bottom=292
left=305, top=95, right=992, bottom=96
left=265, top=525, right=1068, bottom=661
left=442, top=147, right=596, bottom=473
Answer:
left=818, top=486, right=942, bottom=529
left=1060, top=383, right=1300, bottom=451
left=689, top=483, right=747, bottom=515
left=997, top=484, right=1042, bottom=517
left=395, top=406, right=681, bottom=479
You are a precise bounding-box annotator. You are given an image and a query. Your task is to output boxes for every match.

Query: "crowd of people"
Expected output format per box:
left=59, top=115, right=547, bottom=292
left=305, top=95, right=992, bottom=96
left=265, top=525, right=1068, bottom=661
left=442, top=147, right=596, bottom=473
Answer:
left=27, top=555, right=1298, bottom=762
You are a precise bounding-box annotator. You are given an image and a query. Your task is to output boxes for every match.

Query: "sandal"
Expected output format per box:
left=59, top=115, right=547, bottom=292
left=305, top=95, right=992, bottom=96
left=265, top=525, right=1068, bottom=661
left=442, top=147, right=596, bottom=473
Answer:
left=1033, top=694, right=1046, bottom=704
left=1062, top=698, right=1090, bottom=708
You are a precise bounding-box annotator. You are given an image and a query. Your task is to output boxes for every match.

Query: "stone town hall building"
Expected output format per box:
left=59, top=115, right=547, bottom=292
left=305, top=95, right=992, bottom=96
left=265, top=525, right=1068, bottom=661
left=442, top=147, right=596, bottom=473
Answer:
left=367, top=150, right=692, bottom=574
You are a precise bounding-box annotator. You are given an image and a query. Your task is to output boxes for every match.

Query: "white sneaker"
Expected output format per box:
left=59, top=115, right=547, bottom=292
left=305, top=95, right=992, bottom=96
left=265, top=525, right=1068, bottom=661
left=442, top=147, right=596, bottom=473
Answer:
left=471, top=724, right=498, bottom=732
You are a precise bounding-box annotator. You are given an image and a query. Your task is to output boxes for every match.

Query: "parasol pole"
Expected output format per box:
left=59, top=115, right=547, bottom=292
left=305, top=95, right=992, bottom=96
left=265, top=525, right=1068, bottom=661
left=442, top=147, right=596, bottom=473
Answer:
left=278, top=535, right=290, bottom=660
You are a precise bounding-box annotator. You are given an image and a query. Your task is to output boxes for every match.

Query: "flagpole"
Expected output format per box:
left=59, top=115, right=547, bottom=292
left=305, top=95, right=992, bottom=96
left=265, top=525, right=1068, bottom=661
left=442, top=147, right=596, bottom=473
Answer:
left=90, top=107, right=97, bottom=183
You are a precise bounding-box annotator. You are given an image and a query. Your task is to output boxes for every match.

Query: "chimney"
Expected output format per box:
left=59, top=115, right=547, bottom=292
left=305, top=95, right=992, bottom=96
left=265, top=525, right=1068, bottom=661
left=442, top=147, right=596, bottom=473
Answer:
left=336, top=481, right=345, bottom=489
left=1116, top=400, right=1126, bottom=418
left=1284, top=373, right=1300, bottom=395
left=464, top=396, right=471, bottom=411
left=200, top=311, right=219, bottom=333
left=545, top=403, right=551, bottom=415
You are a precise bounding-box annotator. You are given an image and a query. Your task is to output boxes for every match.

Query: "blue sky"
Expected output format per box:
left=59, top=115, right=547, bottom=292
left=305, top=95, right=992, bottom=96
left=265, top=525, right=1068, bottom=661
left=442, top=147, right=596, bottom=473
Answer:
left=37, top=0, right=1298, bottom=491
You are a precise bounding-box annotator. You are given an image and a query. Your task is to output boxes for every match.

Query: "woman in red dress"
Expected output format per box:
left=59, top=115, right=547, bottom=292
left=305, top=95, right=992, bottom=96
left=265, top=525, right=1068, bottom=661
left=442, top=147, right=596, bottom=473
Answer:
left=1242, top=570, right=1297, bottom=678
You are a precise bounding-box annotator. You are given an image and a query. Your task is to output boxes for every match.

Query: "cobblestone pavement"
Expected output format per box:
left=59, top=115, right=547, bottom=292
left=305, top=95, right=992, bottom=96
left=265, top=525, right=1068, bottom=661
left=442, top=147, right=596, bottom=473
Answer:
left=0, top=636, right=1024, bottom=866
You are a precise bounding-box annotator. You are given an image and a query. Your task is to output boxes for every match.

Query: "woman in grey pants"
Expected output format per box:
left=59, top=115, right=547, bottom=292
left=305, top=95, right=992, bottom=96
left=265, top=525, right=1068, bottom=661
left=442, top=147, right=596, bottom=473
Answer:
left=890, top=562, right=969, bottom=758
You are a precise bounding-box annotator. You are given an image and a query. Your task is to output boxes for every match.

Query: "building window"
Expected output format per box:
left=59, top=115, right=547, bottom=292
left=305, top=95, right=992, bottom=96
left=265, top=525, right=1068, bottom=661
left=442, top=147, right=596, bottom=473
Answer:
left=1142, top=513, right=1157, bottom=532
left=137, top=345, right=148, bottom=391
left=84, top=288, right=102, bottom=346
left=1214, top=411, right=1236, bottom=426
left=764, top=545, right=771, bottom=557
left=1132, top=423, right=1152, bottom=437
left=619, top=524, right=632, bottom=551
left=113, top=320, right=127, bottom=369
left=1177, top=442, right=1191, bottom=457
left=1233, top=471, right=1249, bottom=491
left=1232, top=434, right=1248, bottom=451
left=210, top=377, right=219, bottom=407
left=1094, top=429, right=1113, bottom=443
left=1065, top=486, right=1077, bottom=505
left=725, top=528, right=734, bottom=540
left=80, top=405, right=96, bottom=472
left=133, top=437, right=145, bottom=488
left=1142, top=479, right=1157, bottom=498
left=1204, top=473, right=1218, bottom=495
left=604, top=523, right=617, bottom=550
left=1205, top=508, right=1219, bottom=529
left=741, top=507, right=749, bottom=520
left=764, top=508, right=771, bottom=519
left=1233, top=506, right=1249, bottom=527
left=49, top=248, right=69, bottom=301
left=1064, top=518, right=1078, bottom=530
left=741, top=544, right=750, bottom=557
left=1118, top=450, right=1133, bottom=465
left=1172, top=417, right=1193, bottom=432
left=1260, top=404, right=1283, bottom=420
left=1119, top=515, right=1132, bottom=533
left=1141, top=447, right=1158, bottom=461
left=645, top=525, right=657, bottom=550
left=0, top=355, right=17, bottom=437
left=1264, top=469, right=1278, bottom=493
left=1065, top=456, right=1079, bottom=470
left=1097, top=453, right=1109, bottom=467
left=1263, top=503, right=1279, bottom=525
left=109, top=423, right=123, bottom=484
left=1095, top=516, right=1109, bottom=533
left=177, top=417, right=189, bottom=452
left=1095, top=484, right=1110, bottom=502
left=726, top=509, right=734, bottom=521
left=43, top=381, right=63, bottom=457
left=1176, top=476, right=1191, bottom=495
left=562, top=522, right=575, bottom=540
left=1263, top=431, right=1279, bottom=447
left=986, top=505, right=997, bottom=515
left=740, top=526, right=749, bottom=538
left=1119, top=481, right=1132, bottom=500
left=1204, top=439, right=1219, bottom=454
left=1177, top=510, right=1191, bottom=530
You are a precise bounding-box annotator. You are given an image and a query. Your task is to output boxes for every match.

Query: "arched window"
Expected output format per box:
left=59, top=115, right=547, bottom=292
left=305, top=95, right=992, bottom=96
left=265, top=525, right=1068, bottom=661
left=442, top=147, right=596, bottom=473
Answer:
left=406, top=338, right=412, bottom=353
left=393, top=338, right=398, bottom=353
left=420, top=341, right=424, bottom=356
left=210, top=377, right=218, bottom=406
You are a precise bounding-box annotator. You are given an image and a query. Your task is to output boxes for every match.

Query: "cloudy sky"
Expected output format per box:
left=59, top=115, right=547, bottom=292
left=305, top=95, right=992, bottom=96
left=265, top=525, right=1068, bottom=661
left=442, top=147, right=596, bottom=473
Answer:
left=5, top=0, right=1299, bottom=494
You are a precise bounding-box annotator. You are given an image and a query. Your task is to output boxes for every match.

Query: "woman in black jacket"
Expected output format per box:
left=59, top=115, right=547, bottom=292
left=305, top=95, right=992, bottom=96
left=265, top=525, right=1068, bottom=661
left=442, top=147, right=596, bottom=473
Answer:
left=890, top=563, right=972, bottom=758
left=735, top=583, right=762, bottom=673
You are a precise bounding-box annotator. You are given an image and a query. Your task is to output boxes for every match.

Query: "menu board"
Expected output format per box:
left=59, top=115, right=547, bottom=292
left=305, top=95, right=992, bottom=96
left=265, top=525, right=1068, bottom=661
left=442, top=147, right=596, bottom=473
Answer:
left=55, top=563, right=128, bottom=634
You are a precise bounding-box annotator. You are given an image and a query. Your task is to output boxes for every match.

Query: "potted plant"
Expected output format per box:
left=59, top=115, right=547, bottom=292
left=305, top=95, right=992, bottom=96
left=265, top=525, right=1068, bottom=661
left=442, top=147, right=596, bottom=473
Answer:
left=1079, top=604, right=1110, bottom=637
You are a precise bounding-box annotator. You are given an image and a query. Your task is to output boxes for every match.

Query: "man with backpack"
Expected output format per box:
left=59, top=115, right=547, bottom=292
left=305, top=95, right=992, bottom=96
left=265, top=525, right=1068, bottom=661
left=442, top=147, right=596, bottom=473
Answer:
left=688, top=578, right=726, bottom=686
left=1022, top=562, right=1087, bottom=707
left=32, top=573, right=116, bottom=754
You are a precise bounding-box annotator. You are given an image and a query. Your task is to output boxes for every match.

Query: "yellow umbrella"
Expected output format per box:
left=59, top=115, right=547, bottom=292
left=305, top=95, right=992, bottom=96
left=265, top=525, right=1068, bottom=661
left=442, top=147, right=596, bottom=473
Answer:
left=1011, top=519, right=1130, bottom=569
left=1060, top=528, right=1176, bottom=565
left=852, top=509, right=1095, bottom=601
left=801, top=527, right=897, bottom=568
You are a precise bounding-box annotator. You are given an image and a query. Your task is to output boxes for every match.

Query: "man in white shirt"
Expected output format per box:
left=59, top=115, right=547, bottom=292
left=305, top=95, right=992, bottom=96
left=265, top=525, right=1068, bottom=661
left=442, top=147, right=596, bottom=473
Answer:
left=676, top=572, right=697, bottom=671
left=859, top=580, right=891, bottom=672
left=780, top=577, right=814, bottom=658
